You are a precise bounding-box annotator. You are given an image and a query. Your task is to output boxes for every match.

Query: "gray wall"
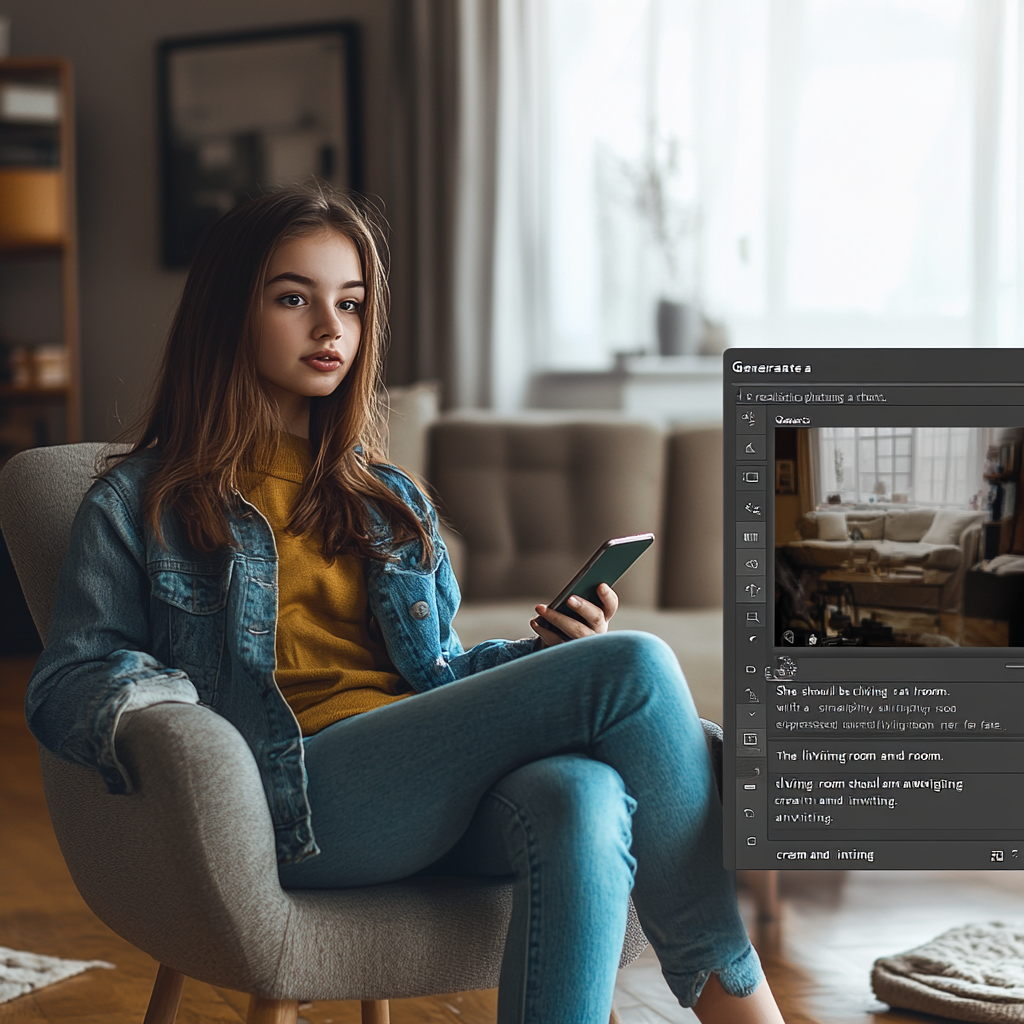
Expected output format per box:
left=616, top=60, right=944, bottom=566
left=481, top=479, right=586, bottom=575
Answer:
left=1, top=0, right=395, bottom=440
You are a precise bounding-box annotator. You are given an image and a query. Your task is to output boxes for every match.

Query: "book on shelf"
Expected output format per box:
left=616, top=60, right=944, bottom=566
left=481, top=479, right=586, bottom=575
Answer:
left=0, top=74, right=63, bottom=245
left=1002, top=481, right=1017, bottom=520
left=999, top=441, right=1017, bottom=476
left=0, top=81, right=60, bottom=167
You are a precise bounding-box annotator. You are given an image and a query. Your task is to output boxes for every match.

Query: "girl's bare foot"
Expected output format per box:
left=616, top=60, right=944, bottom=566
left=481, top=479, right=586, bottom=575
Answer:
left=693, top=973, right=786, bottom=1024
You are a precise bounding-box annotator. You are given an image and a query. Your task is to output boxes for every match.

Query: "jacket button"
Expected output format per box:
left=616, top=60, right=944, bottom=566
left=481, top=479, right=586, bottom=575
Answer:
left=409, top=600, right=430, bottom=620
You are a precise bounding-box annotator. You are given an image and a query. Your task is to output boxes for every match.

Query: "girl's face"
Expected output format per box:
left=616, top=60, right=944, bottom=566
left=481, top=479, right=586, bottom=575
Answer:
left=257, top=229, right=364, bottom=436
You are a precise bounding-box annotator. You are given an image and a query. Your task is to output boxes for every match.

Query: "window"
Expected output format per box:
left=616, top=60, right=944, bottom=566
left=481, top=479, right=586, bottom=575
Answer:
left=815, top=427, right=988, bottom=507
left=520, top=0, right=1024, bottom=371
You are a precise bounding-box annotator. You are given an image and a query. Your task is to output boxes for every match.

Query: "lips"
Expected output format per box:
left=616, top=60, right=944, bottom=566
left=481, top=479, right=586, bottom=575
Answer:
left=303, top=351, right=342, bottom=372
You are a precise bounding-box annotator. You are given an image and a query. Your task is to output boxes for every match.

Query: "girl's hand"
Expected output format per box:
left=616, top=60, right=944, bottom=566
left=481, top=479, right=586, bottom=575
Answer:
left=530, top=584, right=619, bottom=647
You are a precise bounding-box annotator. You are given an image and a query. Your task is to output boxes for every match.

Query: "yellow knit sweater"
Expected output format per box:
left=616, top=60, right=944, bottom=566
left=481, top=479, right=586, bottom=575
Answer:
left=241, top=433, right=410, bottom=735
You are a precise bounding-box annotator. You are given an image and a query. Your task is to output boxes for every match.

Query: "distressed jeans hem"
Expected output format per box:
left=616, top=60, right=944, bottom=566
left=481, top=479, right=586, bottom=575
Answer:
left=665, top=942, right=765, bottom=1007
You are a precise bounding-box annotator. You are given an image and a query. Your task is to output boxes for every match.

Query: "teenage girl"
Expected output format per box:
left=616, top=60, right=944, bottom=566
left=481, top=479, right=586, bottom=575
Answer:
left=26, top=188, right=785, bottom=1024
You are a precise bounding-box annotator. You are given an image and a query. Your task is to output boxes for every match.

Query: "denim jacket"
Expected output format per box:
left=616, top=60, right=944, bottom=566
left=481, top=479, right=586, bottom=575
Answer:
left=26, top=448, right=539, bottom=863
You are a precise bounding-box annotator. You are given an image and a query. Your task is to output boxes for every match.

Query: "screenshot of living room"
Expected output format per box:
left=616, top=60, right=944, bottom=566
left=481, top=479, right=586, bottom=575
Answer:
left=4, top=4, right=1024, bottom=1024
left=726, top=350, right=1024, bottom=878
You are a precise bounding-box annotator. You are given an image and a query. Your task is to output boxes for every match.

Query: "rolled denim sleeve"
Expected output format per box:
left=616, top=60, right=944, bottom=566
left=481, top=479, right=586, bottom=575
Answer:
left=366, top=464, right=542, bottom=687
left=448, top=636, right=542, bottom=679
left=424, top=491, right=543, bottom=675
left=25, top=479, right=199, bottom=794
left=426, top=494, right=542, bottom=677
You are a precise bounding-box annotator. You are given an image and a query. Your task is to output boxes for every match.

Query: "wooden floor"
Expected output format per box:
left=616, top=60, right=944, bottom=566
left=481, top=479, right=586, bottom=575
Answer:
left=2, top=655, right=1023, bottom=1024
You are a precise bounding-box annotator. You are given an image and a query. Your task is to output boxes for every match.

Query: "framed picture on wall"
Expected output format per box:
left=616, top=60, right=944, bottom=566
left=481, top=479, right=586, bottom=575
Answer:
left=775, top=459, right=796, bottom=495
left=158, top=22, right=363, bottom=267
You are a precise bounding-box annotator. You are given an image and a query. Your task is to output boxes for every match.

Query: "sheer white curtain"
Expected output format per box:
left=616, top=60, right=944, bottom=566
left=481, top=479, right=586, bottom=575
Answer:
left=815, top=427, right=991, bottom=507
left=489, top=0, right=549, bottom=411
left=490, top=0, right=1024, bottom=398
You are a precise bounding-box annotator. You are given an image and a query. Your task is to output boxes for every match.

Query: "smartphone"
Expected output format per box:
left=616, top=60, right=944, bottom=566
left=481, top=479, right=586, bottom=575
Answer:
left=540, top=533, right=655, bottom=638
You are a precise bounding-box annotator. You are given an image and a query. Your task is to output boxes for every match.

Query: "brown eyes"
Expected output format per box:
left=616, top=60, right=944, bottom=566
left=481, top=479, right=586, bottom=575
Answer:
left=275, top=295, right=360, bottom=311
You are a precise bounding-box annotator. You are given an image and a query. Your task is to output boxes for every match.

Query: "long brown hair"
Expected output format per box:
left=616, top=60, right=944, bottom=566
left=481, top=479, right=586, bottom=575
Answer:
left=119, top=186, right=433, bottom=564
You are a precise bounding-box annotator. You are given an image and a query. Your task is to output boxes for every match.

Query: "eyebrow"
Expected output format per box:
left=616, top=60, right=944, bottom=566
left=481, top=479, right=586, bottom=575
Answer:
left=265, top=272, right=365, bottom=289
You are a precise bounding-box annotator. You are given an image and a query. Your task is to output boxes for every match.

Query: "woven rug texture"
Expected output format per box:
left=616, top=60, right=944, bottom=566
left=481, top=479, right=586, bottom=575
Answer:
left=0, top=946, right=114, bottom=1004
left=872, top=921, right=1024, bottom=1023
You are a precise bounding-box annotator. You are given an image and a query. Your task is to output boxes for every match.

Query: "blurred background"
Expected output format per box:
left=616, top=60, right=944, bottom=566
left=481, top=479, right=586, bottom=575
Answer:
left=0, top=0, right=1019, bottom=447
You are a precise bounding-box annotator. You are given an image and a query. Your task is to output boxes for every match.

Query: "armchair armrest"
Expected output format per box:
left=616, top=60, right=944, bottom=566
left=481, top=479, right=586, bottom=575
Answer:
left=700, top=719, right=723, bottom=798
left=40, top=702, right=288, bottom=986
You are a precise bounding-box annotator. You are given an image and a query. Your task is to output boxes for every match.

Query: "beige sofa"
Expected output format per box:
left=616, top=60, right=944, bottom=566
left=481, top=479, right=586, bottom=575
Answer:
left=784, top=507, right=985, bottom=613
left=386, top=403, right=725, bottom=722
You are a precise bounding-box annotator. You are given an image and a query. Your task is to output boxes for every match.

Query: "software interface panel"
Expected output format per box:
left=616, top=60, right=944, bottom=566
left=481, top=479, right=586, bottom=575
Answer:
left=724, top=349, right=1024, bottom=870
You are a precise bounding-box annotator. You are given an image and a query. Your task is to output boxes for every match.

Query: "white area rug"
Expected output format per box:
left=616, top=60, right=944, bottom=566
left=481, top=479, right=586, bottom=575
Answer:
left=872, top=922, right=1024, bottom=1022
left=0, top=946, right=113, bottom=1004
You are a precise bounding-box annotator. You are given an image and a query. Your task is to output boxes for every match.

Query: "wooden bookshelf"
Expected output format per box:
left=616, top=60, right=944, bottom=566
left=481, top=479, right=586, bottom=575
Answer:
left=0, top=57, right=79, bottom=462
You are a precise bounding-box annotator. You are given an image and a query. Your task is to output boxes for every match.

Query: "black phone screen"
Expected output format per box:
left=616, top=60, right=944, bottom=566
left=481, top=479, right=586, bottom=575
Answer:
left=547, top=534, right=655, bottom=630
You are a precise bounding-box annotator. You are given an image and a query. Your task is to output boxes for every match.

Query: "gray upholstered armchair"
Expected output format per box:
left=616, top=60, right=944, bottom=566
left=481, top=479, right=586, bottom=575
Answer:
left=0, top=443, right=675, bottom=1024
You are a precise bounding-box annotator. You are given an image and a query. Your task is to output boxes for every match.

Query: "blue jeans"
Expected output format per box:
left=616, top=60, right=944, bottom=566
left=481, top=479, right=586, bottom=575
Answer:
left=278, top=631, right=762, bottom=1022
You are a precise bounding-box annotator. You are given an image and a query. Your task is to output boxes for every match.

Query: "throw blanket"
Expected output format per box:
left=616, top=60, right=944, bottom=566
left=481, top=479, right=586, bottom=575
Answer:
left=872, top=922, right=1024, bottom=1023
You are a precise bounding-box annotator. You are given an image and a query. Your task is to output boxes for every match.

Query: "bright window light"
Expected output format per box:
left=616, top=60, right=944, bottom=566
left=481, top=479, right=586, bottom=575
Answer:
left=530, top=0, right=1019, bottom=363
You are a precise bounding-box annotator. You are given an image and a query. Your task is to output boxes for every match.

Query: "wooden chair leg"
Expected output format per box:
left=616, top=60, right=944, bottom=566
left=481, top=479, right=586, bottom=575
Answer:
left=246, top=996, right=299, bottom=1024
left=143, top=964, right=185, bottom=1024
left=361, top=999, right=390, bottom=1024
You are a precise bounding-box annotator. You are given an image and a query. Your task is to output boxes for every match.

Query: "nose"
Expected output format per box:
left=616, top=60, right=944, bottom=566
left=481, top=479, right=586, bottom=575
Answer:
left=314, top=304, right=343, bottom=340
